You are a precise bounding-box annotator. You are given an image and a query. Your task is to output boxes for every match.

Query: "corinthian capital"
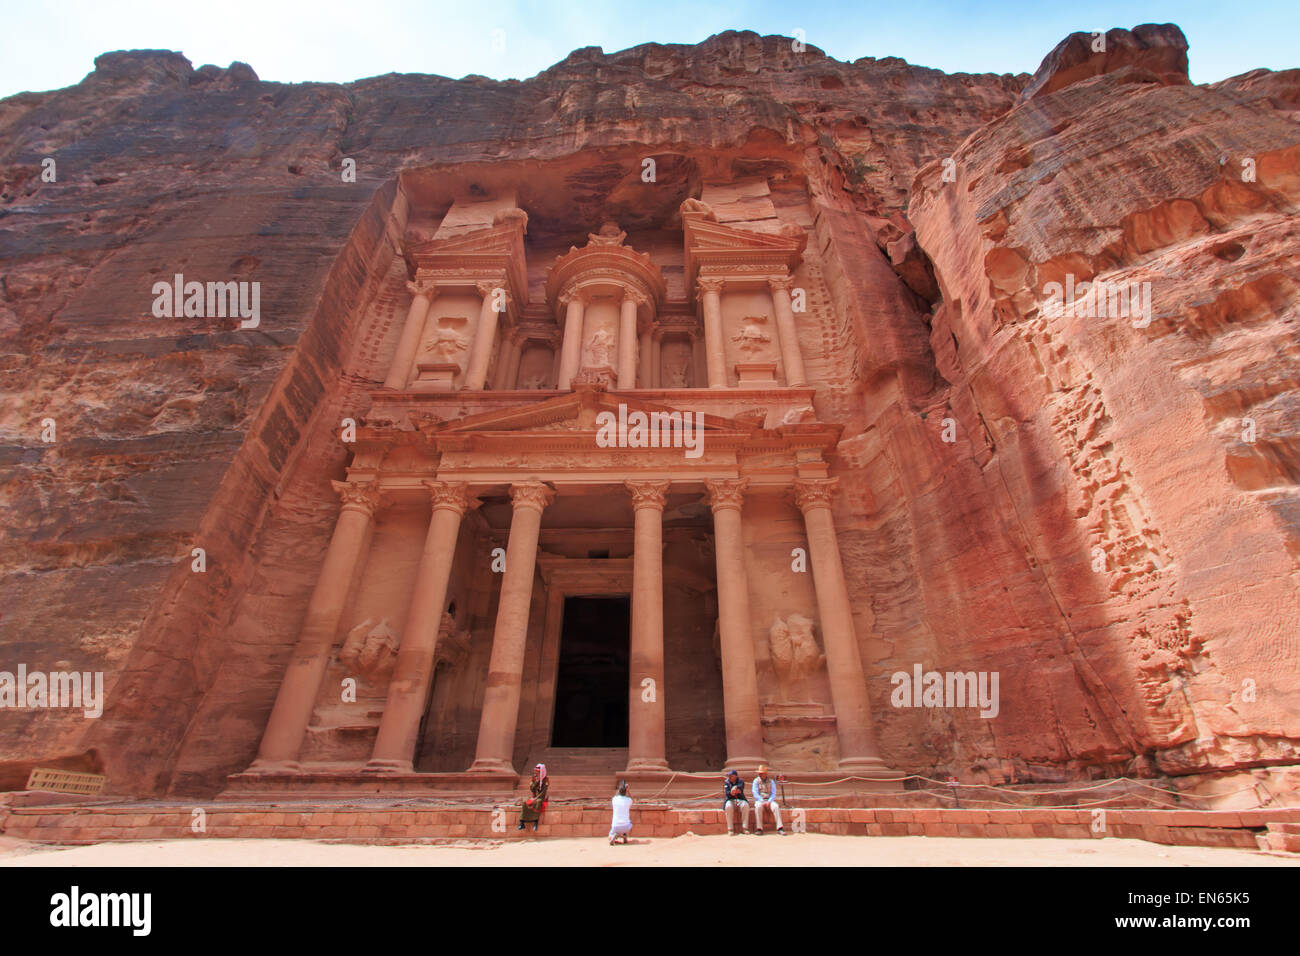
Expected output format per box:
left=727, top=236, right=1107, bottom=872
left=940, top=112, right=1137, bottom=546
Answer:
left=705, top=478, right=749, bottom=513
left=422, top=480, right=478, bottom=515
left=558, top=288, right=586, bottom=308
left=767, top=275, right=795, bottom=295
left=622, top=287, right=651, bottom=308
left=509, top=481, right=556, bottom=513
left=696, top=277, right=726, bottom=297
left=625, top=479, right=671, bottom=511
left=792, top=477, right=840, bottom=512
left=406, top=279, right=435, bottom=299
left=332, top=479, right=384, bottom=516
left=476, top=280, right=509, bottom=303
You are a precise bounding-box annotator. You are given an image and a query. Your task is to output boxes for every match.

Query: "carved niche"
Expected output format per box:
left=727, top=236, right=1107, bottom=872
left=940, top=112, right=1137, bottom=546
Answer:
left=767, top=614, right=825, bottom=710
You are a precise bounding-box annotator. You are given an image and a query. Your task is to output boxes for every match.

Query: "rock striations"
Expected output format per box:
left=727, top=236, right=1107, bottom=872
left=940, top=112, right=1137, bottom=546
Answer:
left=0, top=27, right=1297, bottom=800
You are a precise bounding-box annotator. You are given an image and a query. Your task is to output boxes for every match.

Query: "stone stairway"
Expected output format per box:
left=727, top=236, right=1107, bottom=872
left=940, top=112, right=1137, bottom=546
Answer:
left=526, top=747, right=629, bottom=773
left=517, top=748, right=628, bottom=801
left=5, top=800, right=1295, bottom=849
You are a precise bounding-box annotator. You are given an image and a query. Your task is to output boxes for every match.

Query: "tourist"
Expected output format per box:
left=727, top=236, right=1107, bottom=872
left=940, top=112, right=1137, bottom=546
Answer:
left=517, top=763, right=549, bottom=832
left=609, top=780, right=633, bottom=844
left=751, top=765, right=785, bottom=835
left=723, top=768, right=750, bottom=835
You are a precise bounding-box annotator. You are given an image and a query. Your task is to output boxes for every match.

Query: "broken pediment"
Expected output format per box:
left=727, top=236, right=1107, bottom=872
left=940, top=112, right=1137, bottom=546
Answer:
left=403, top=213, right=529, bottom=302
left=682, top=211, right=806, bottom=287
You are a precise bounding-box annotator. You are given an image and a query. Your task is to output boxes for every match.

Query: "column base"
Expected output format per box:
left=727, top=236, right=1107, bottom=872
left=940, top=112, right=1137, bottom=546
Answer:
left=836, top=756, right=896, bottom=778
left=362, top=759, right=414, bottom=774
left=246, top=758, right=300, bottom=774
left=724, top=756, right=765, bottom=773
left=467, top=758, right=518, bottom=775
left=625, top=758, right=670, bottom=773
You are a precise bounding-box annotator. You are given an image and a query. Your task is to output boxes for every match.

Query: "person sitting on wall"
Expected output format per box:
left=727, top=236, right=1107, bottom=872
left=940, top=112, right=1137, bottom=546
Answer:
left=751, top=765, right=786, bottom=835
left=518, top=763, right=549, bottom=832
left=723, top=769, right=750, bottom=836
left=609, top=780, right=633, bottom=845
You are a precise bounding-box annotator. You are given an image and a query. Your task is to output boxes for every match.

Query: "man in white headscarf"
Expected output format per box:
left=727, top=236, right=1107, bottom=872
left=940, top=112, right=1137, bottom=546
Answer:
left=517, top=763, right=549, bottom=832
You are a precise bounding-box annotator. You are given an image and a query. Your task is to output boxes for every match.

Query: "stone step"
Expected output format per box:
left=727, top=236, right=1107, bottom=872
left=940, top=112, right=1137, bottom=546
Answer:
left=5, top=804, right=1296, bottom=848
left=527, top=748, right=629, bottom=773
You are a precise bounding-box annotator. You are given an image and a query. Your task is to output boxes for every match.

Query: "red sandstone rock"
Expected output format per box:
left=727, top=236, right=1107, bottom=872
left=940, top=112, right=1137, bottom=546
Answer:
left=0, top=27, right=1296, bottom=804
left=1021, top=24, right=1190, bottom=100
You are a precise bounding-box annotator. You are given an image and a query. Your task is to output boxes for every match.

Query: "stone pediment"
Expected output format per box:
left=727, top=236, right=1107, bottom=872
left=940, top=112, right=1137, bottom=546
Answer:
left=682, top=213, right=806, bottom=286
left=404, top=216, right=528, bottom=302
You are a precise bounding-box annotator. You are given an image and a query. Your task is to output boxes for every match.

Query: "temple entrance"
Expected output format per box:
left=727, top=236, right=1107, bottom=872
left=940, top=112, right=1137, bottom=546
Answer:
left=550, top=596, right=630, bottom=748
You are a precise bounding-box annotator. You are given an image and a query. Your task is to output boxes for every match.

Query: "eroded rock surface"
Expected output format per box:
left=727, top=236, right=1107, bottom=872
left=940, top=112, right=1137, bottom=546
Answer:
left=1, top=27, right=1296, bottom=799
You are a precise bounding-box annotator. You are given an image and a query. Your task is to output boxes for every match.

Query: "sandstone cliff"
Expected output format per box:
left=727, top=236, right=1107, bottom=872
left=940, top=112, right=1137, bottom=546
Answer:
left=0, top=27, right=1296, bottom=801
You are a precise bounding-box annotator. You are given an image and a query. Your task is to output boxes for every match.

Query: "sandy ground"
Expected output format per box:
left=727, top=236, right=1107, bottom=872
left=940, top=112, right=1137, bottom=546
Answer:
left=1, top=833, right=1295, bottom=866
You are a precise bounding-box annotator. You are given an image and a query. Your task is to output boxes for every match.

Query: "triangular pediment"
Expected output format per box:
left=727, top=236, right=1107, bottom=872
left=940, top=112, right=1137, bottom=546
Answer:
left=406, top=217, right=525, bottom=259
left=685, top=216, right=806, bottom=253
left=404, top=217, right=529, bottom=302
left=683, top=215, right=806, bottom=286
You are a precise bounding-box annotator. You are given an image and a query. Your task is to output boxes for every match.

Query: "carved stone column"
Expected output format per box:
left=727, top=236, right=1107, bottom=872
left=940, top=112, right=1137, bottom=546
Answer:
left=384, top=281, right=435, bottom=389
left=793, top=478, right=887, bottom=772
left=464, top=281, right=506, bottom=391
left=698, top=277, right=728, bottom=388
left=556, top=292, right=586, bottom=390
left=469, top=482, right=555, bottom=773
left=617, top=290, right=641, bottom=389
left=499, top=333, right=523, bottom=390
left=250, top=480, right=382, bottom=770
left=768, top=275, right=808, bottom=387
left=366, top=481, right=477, bottom=772
left=639, top=328, right=653, bottom=388
left=691, top=330, right=706, bottom=389
left=649, top=332, right=662, bottom=389
left=705, top=478, right=764, bottom=770
left=626, top=480, right=671, bottom=772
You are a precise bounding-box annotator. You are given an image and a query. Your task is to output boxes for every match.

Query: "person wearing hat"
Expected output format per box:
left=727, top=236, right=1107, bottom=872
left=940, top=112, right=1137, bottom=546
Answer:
left=722, top=768, right=750, bottom=835
left=609, top=780, right=633, bottom=845
left=751, top=765, right=785, bottom=835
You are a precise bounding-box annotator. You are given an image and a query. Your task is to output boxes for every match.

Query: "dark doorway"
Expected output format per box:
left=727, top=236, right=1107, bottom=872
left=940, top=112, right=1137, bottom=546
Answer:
left=551, top=596, right=630, bottom=747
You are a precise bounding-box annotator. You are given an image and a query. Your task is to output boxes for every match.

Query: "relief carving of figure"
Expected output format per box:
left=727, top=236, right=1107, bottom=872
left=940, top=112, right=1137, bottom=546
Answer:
left=339, top=618, right=399, bottom=678
left=584, top=328, right=616, bottom=368
left=768, top=614, right=824, bottom=703
left=434, top=610, right=472, bottom=666
left=731, top=324, right=771, bottom=353
left=422, top=322, right=469, bottom=364
left=519, top=372, right=549, bottom=390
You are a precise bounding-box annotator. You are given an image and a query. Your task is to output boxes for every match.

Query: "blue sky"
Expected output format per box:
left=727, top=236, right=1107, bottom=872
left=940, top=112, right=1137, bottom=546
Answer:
left=2, top=0, right=1295, bottom=98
